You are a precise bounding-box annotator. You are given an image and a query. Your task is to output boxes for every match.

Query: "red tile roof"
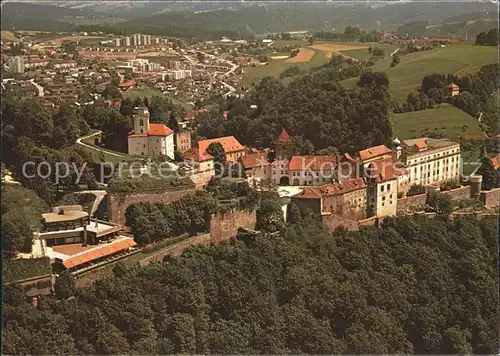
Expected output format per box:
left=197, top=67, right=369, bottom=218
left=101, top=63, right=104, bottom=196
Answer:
left=197, top=136, right=245, bottom=155
left=448, top=83, right=459, bottom=89
left=62, top=239, right=137, bottom=270
left=365, top=157, right=403, bottom=182
left=183, top=147, right=213, bottom=162
left=293, top=187, right=323, bottom=199
left=118, top=79, right=136, bottom=88
left=186, top=109, right=208, bottom=120
left=319, top=178, right=366, bottom=195
left=148, top=123, right=173, bottom=136
left=128, top=124, right=173, bottom=137
left=222, top=111, right=229, bottom=120
left=358, top=145, right=392, bottom=161
left=239, top=153, right=267, bottom=169
left=414, top=140, right=427, bottom=150
left=289, top=155, right=338, bottom=171
left=276, top=128, right=292, bottom=144
left=491, top=155, right=500, bottom=170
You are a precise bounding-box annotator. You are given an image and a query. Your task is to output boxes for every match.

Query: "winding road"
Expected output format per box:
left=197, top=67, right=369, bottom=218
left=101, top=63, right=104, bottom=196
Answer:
left=76, top=131, right=125, bottom=158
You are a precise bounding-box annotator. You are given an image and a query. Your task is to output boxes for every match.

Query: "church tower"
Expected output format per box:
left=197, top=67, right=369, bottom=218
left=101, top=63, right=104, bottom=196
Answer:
left=133, top=107, right=150, bottom=134
left=275, top=128, right=294, bottom=160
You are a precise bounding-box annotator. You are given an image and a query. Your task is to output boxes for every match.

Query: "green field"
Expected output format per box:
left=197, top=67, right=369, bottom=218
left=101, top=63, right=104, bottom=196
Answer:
left=342, top=44, right=497, bottom=103
left=391, top=104, right=483, bottom=140
left=242, top=48, right=330, bottom=86
left=340, top=43, right=399, bottom=61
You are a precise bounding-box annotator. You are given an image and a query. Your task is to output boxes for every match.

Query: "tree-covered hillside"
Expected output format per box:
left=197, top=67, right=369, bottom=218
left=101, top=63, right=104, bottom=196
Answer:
left=199, top=56, right=392, bottom=154
left=3, top=214, right=498, bottom=354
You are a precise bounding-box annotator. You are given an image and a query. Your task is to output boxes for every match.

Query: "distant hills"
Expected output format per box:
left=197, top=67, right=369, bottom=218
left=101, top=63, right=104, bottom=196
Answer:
left=1, top=1, right=497, bottom=39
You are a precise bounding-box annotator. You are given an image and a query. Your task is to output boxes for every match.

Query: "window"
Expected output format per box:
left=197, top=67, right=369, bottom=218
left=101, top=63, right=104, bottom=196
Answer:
left=382, top=202, right=385, bottom=207
left=390, top=194, right=393, bottom=199
left=381, top=185, right=385, bottom=192
left=140, top=119, right=144, bottom=126
left=387, top=183, right=391, bottom=190
left=382, top=196, right=386, bottom=201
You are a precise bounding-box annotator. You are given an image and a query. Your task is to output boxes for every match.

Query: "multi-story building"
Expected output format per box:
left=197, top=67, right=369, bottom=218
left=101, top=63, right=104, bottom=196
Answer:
left=167, top=60, right=182, bottom=70
left=25, top=205, right=137, bottom=274
left=50, top=59, right=77, bottom=70
left=365, top=157, right=399, bottom=218
left=288, top=155, right=339, bottom=186
left=196, top=136, right=246, bottom=163
left=24, top=58, right=50, bottom=70
left=8, top=56, right=24, bottom=73
left=124, top=36, right=131, bottom=47
left=172, top=69, right=192, bottom=80
left=127, top=107, right=175, bottom=159
left=174, top=130, right=192, bottom=153
left=291, top=178, right=367, bottom=220
left=133, top=34, right=142, bottom=46
left=398, top=137, right=461, bottom=191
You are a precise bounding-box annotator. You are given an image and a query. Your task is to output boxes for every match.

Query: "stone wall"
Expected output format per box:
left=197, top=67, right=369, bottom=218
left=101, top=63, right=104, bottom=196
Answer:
left=480, top=188, right=500, bottom=207
left=107, top=187, right=196, bottom=226
left=442, top=186, right=471, bottom=201
left=396, top=193, right=427, bottom=214
left=139, top=233, right=211, bottom=267
left=210, top=209, right=257, bottom=243
left=322, top=213, right=360, bottom=232
left=290, top=196, right=322, bottom=215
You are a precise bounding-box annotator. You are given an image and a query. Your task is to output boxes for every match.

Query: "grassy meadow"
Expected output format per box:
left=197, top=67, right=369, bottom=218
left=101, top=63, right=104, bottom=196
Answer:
left=342, top=43, right=497, bottom=103
left=391, top=104, right=483, bottom=141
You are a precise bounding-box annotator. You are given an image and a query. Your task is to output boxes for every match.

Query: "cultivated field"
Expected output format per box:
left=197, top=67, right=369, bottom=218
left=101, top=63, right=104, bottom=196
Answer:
left=241, top=48, right=330, bottom=86
left=1, top=30, right=20, bottom=43
left=391, top=104, right=483, bottom=140
left=285, top=48, right=315, bottom=63
left=342, top=44, right=497, bottom=103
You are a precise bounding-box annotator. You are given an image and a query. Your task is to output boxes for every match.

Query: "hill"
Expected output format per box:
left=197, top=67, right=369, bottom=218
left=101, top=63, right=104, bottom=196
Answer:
left=3, top=2, right=496, bottom=37
left=391, top=103, right=483, bottom=140
left=2, top=215, right=498, bottom=354
left=341, top=44, right=497, bottom=103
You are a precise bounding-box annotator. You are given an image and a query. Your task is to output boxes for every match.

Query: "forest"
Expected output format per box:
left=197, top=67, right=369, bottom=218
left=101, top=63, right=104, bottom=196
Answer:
left=198, top=56, right=391, bottom=155
left=395, top=64, right=499, bottom=135
left=2, top=209, right=498, bottom=354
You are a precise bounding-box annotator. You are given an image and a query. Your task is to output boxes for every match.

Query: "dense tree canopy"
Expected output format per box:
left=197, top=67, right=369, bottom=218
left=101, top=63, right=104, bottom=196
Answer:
left=199, top=56, right=391, bottom=155
left=2, top=214, right=498, bottom=354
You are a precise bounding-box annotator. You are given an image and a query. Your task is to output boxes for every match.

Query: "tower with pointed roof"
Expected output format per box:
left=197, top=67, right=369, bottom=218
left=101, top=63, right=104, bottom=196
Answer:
left=275, top=128, right=294, bottom=160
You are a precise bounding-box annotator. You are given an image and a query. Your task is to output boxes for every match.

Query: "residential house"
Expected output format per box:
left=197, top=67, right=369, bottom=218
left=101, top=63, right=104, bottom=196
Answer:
left=448, top=83, right=460, bottom=97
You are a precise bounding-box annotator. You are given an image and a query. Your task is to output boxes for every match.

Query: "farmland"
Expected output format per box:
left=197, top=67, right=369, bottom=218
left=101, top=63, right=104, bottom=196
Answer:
left=241, top=41, right=378, bottom=86
left=1, top=30, right=20, bottom=43
left=341, top=44, right=497, bottom=103
left=285, top=48, right=316, bottom=63
left=241, top=48, right=330, bottom=86
left=391, top=104, right=483, bottom=140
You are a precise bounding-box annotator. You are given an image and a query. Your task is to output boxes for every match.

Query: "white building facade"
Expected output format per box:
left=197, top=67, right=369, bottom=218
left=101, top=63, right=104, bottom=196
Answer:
left=127, top=107, right=175, bottom=159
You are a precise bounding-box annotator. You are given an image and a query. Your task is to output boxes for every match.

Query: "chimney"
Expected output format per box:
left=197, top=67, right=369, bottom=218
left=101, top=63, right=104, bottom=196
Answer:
left=83, top=223, right=87, bottom=247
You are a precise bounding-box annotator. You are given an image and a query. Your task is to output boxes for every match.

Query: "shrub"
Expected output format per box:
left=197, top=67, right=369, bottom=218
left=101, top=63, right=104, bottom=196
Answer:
left=407, top=184, right=426, bottom=196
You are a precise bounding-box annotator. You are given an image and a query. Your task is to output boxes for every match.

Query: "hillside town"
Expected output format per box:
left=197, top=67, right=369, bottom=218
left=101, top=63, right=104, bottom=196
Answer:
left=1, top=2, right=499, bottom=354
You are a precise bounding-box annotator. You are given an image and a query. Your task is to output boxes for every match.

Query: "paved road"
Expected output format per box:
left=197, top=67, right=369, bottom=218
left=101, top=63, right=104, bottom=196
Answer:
left=390, top=48, right=400, bottom=57
left=192, top=50, right=238, bottom=95
left=76, top=131, right=125, bottom=158
left=76, top=190, right=107, bottom=216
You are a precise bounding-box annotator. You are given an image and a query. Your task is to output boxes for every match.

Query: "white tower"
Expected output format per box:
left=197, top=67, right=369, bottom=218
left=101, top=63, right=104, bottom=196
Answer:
left=133, top=107, right=150, bottom=134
